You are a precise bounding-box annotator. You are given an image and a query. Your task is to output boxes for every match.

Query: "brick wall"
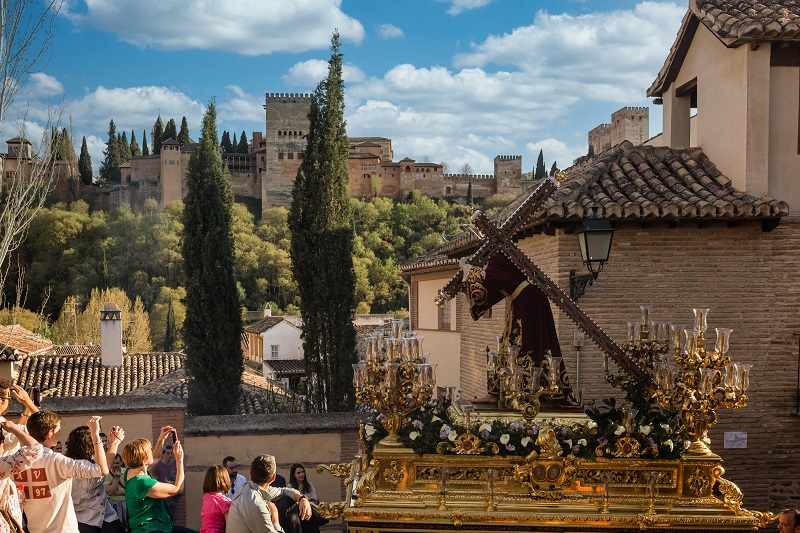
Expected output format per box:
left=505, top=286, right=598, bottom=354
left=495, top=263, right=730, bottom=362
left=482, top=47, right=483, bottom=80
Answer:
left=454, top=217, right=800, bottom=512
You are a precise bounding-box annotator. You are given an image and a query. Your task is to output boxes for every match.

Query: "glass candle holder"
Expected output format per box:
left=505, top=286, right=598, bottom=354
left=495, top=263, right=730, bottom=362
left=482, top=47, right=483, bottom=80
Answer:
left=508, top=345, right=521, bottom=369
left=670, top=324, right=685, bottom=352
left=684, top=329, right=698, bottom=355
left=529, top=367, right=542, bottom=392
left=699, top=367, right=718, bottom=396
left=640, top=305, right=653, bottom=327
left=633, top=322, right=643, bottom=341
left=627, top=321, right=636, bottom=341
left=549, top=356, right=563, bottom=382
left=715, top=328, right=732, bottom=355
left=735, top=363, right=753, bottom=392
left=693, top=308, right=710, bottom=334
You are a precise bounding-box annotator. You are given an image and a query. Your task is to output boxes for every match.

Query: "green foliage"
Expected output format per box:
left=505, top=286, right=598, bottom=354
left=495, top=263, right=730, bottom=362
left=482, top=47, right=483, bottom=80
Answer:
left=466, top=180, right=473, bottom=205
left=182, top=101, right=243, bottom=416
left=130, top=130, right=141, bottom=157
left=220, top=131, right=233, bottom=153
left=587, top=144, right=595, bottom=157
left=78, top=137, right=92, bottom=185
left=549, top=161, right=558, bottom=177
left=99, top=119, right=122, bottom=182
left=164, top=118, right=178, bottom=143
left=142, top=130, right=150, bottom=156
left=178, top=117, right=191, bottom=144
left=289, top=32, right=357, bottom=413
left=237, top=131, right=248, bottom=153
left=535, top=149, right=546, bottom=180
left=119, top=131, right=131, bottom=162
left=153, top=116, right=165, bottom=155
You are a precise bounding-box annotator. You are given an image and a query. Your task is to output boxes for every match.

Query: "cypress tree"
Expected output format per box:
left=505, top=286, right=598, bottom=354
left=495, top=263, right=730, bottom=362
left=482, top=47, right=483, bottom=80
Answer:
left=178, top=117, right=191, bottom=144
left=587, top=145, right=595, bottom=157
left=163, top=298, right=177, bottom=352
left=182, top=101, right=243, bottom=416
left=130, top=130, right=141, bottom=157
left=100, top=119, right=122, bottom=182
left=549, top=161, right=558, bottom=177
left=164, top=118, right=178, bottom=142
left=78, top=136, right=93, bottom=185
left=535, top=149, right=546, bottom=180
left=120, top=131, right=131, bottom=162
left=142, top=130, right=150, bottom=156
left=231, top=132, right=237, bottom=151
left=466, top=179, right=473, bottom=205
left=220, top=131, right=233, bottom=153
left=153, top=116, right=165, bottom=154
left=288, top=32, right=357, bottom=412
left=237, top=131, right=248, bottom=153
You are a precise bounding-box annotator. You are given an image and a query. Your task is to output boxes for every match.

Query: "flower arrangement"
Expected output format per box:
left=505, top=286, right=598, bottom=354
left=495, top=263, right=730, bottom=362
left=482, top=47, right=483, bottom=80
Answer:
left=361, top=395, right=688, bottom=461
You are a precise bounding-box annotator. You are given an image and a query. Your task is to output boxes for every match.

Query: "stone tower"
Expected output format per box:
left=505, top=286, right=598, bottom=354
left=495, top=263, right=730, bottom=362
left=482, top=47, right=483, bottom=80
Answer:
left=159, top=139, right=183, bottom=206
left=263, top=92, right=313, bottom=209
left=610, top=107, right=649, bottom=147
left=494, top=155, right=522, bottom=195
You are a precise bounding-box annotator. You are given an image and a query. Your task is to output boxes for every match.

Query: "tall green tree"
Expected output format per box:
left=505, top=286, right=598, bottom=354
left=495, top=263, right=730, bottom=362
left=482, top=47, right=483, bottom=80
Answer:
left=178, top=117, right=191, bottom=144
left=535, top=149, right=546, bottom=180
left=153, top=116, right=165, bottom=154
left=237, top=131, right=248, bottom=153
left=587, top=145, right=595, bottom=157
left=78, top=136, right=92, bottom=185
left=142, top=130, right=150, bottom=156
left=466, top=179, right=473, bottom=205
left=549, top=161, right=558, bottom=177
left=182, top=101, right=243, bottom=416
left=288, top=32, right=357, bottom=412
left=100, top=119, right=122, bottom=182
left=163, top=297, right=177, bottom=352
left=231, top=132, right=238, bottom=151
left=220, top=131, right=233, bottom=153
left=130, top=130, right=141, bottom=157
left=164, top=118, right=178, bottom=142
left=119, top=131, right=131, bottom=162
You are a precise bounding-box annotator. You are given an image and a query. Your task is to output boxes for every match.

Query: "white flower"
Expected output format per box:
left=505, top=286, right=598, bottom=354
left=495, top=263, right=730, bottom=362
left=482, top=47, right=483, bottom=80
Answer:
left=431, top=415, right=441, bottom=422
left=448, top=431, right=457, bottom=441
left=640, top=425, right=651, bottom=435
left=578, top=439, right=587, bottom=446
left=664, top=439, right=674, bottom=451
left=521, top=437, right=531, bottom=447
left=565, top=439, right=572, bottom=448
left=479, top=422, right=492, bottom=433
left=585, top=420, right=597, bottom=429
left=365, top=424, right=376, bottom=437
left=614, top=425, right=626, bottom=435
left=409, top=431, right=420, bottom=441
left=660, top=423, right=671, bottom=431
left=500, top=434, right=510, bottom=444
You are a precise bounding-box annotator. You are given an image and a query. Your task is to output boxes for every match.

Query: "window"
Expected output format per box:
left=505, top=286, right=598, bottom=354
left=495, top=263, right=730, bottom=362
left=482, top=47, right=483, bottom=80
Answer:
left=438, top=302, right=451, bottom=330
left=288, top=153, right=294, bottom=159
left=271, top=345, right=279, bottom=359
left=278, top=152, right=284, bottom=160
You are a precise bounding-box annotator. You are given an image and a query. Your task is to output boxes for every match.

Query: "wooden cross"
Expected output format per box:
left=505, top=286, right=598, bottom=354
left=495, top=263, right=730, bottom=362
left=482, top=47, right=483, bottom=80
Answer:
left=436, top=178, right=648, bottom=383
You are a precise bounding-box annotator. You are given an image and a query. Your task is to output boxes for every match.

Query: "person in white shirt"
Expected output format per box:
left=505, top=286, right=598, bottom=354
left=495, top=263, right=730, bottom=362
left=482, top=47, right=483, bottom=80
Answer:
left=19, top=410, right=110, bottom=533
left=0, top=382, right=40, bottom=455
left=223, top=456, right=247, bottom=499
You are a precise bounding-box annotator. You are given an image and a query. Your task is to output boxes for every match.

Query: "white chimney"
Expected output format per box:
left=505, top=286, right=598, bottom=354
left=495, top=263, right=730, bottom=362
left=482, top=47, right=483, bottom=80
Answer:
left=264, top=303, right=272, bottom=318
left=100, top=302, right=123, bottom=367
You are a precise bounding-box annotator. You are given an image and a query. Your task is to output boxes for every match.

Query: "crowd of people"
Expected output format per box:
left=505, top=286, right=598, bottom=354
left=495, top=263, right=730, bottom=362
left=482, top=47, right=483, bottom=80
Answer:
left=0, top=380, right=324, bottom=533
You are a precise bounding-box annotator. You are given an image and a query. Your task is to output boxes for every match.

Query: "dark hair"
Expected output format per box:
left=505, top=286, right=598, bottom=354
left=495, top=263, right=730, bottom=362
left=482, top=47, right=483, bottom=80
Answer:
left=250, top=454, right=276, bottom=485
left=781, top=509, right=800, bottom=528
left=114, top=453, right=125, bottom=467
left=65, top=426, right=94, bottom=461
left=27, top=410, right=61, bottom=443
left=222, top=456, right=236, bottom=466
left=0, top=379, right=10, bottom=390
left=289, top=463, right=310, bottom=494
left=203, top=465, right=231, bottom=494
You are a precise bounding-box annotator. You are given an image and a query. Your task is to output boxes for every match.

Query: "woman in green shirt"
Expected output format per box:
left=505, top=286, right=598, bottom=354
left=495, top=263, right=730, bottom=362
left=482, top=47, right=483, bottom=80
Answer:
left=120, top=427, right=196, bottom=533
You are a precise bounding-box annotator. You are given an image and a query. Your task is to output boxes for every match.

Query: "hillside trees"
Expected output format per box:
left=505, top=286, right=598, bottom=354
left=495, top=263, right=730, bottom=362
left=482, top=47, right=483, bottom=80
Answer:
left=99, top=119, right=123, bottom=182
left=289, top=32, right=357, bottom=412
left=182, top=101, right=243, bottom=415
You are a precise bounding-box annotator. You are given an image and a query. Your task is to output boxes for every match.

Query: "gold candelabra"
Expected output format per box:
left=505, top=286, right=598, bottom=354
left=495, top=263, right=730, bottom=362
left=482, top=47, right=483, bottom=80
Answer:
left=352, top=319, right=437, bottom=446
left=651, top=307, right=751, bottom=454
left=488, top=337, right=568, bottom=419
left=605, top=306, right=670, bottom=391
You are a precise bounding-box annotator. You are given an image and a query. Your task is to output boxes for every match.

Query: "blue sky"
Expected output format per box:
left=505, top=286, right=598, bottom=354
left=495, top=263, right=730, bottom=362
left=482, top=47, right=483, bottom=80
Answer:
left=12, top=0, right=687, bottom=177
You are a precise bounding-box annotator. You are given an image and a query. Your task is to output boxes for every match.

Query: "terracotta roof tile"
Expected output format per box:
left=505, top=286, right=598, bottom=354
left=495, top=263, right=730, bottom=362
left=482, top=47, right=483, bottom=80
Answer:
left=0, top=325, right=54, bottom=360
left=263, top=359, right=305, bottom=376
left=401, top=142, right=788, bottom=272
left=244, top=316, right=296, bottom=334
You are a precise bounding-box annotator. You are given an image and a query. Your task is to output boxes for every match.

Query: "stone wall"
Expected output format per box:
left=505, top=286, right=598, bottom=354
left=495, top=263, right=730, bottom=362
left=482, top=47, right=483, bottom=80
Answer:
left=611, top=107, right=649, bottom=147
left=263, top=93, right=312, bottom=208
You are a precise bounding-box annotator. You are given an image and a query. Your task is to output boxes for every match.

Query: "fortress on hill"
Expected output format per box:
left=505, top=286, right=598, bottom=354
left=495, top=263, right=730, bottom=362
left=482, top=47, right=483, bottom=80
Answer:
left=104, top=94, right=648, bottom=212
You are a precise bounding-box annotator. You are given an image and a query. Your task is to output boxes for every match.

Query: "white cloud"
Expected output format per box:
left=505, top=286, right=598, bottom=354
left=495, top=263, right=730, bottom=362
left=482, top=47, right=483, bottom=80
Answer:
left=75, top=0, right=365, bottom=54
left=525, top=138, right=587, bottom=174
left=24, top=73, right=64, bottom=99
left=377, top=23, right=404, bottom=40
left=218, top=85, right=263, bottom=123
left=439, top=0, right=496, bottom=16
left=283, top=59, right=366, bottom=86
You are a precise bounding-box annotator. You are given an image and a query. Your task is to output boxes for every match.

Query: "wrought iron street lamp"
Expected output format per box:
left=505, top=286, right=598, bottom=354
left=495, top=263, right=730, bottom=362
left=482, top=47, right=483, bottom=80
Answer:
left=570, top=205, right=615, bottom=301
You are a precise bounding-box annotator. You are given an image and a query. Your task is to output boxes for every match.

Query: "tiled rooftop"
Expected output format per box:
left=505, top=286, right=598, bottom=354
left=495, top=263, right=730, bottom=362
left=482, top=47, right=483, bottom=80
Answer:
left=649, top=1, right=800, bottom=95
left=263, top=359, right=305, bottom=376
left=402, top=141, right=788, bottom=272
left=0, top=325, right=54, bottom=361
left=244, top=316, right=296, bottom=334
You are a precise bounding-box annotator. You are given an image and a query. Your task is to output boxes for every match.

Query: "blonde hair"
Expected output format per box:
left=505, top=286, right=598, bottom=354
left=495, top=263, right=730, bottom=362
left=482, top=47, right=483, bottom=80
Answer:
left=122, top=438, right=152, bottom=468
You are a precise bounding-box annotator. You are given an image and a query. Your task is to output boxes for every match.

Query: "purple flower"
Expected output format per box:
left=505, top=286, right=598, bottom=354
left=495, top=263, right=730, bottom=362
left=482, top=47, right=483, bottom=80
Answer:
left=684, top=440, right=691, bottom=449
left=481, top=430, right=490, bottom=439
left=572, top=445, right=581, bottom=454
left=509, top=421, right=522, bottom=430
left=505, top=444, right=515, bottom=451
left=598, top=437, right=609, bottom=446
left=530, top=424, right=540, bottom=435
left=648, top=437, right=656, bottom=448
left=439, top=425, right=452, bottom=440
left=376, top=413, right=385, bottom=421
left=412, top=419, right=424, bottom=430
left=560, top=426, right=568, bottom=436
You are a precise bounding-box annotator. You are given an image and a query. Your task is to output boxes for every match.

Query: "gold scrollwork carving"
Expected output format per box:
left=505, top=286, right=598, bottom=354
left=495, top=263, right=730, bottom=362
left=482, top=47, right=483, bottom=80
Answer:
left=612, top=436, right=642, bottom=458
left=686, top=466, right=710, bottom=496
left=316, top=462, right=351, bottom=478
left=382, top=460, right=405, bottom=490
left=435, top=432, right=500, bottom=455
left=314, top=500, right=346, bottom=520
left=716, top=476, right=776, bottom=528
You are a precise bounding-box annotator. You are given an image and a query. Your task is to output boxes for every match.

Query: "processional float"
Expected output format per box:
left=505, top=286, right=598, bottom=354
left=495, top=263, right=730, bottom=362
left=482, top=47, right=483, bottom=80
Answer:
left=315, top=178, right=773, bottom=532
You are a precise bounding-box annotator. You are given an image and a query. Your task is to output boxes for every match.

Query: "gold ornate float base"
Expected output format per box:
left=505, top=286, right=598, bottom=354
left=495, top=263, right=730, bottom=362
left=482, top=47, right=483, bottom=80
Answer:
left=330, top=441, right=770, bottom=532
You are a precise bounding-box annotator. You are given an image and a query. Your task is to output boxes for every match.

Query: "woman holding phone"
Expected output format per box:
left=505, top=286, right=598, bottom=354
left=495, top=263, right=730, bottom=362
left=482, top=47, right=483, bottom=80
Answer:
left=121, top=426, right=196, bottom=533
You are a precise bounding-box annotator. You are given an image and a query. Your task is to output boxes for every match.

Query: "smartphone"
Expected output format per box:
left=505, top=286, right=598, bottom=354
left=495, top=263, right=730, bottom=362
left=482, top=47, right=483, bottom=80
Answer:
left=28, top=387, right=40, bottom=408
left=170, top=429, right=179, bottom=444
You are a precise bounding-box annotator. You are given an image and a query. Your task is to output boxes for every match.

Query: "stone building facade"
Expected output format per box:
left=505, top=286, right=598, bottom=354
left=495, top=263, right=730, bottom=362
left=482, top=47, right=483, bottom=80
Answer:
left=588, top=107, right=650, bottom=155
